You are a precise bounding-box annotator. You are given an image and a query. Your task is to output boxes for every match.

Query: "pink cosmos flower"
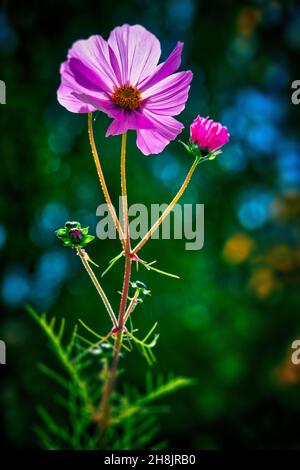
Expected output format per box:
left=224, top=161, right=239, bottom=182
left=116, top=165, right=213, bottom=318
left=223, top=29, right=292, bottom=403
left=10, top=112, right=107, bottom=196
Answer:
left=57, top=24, right=193, bottom=155
left=190, top=116, right=230, bottom=154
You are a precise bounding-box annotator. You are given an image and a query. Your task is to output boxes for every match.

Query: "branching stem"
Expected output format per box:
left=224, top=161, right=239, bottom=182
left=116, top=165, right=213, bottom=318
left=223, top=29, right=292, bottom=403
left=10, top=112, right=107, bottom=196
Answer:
left=98, top=133, right=132, bottom=444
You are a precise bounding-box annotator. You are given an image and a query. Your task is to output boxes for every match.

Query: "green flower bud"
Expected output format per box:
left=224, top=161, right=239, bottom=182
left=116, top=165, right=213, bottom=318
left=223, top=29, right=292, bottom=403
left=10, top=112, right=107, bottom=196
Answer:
left=56, top=221, right=95, bottom=248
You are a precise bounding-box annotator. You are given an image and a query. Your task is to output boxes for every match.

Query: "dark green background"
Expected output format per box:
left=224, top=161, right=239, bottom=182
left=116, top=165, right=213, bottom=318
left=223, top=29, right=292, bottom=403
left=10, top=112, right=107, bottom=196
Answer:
left=1, top=0, right=300, bottom=449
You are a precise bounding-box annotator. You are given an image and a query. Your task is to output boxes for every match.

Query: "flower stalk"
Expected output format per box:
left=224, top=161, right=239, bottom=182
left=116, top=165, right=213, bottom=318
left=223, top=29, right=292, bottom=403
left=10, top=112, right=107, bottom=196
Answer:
left=88, top=113, right=126, bottom=250
left=77, top=247, right=118, bottom=328
left=132, top=156, right=200, bottom=254
left=120, top=132, right=130, bottom=249
left=98, top=132, right=132, bottom=442
left=119, top=132, right=132, bottom=326
left=123, top=289, right=140, bottom=325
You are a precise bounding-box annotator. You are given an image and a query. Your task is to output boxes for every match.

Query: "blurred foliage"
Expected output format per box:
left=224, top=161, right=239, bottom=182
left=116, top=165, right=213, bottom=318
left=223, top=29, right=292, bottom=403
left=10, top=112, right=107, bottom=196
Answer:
left=25, top=307, right=192, bottom=450
left=1, top=0, right=300, bottom=450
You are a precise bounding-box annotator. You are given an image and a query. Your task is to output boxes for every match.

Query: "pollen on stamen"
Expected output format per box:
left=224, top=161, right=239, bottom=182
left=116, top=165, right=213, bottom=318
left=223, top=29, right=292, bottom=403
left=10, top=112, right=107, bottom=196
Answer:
left=111, top=84, right=141, bottom=111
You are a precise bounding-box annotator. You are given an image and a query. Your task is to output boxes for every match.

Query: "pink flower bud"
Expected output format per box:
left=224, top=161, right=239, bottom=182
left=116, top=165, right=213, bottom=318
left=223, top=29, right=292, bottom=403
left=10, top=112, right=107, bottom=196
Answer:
left=190, top=115, right=230, bottom=153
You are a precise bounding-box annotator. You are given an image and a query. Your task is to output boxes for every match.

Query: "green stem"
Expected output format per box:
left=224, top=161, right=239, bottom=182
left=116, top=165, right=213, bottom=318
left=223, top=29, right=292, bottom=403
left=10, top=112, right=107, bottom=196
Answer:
left=132, top=157, right=199, bottom=254
left=98, top=133, right=132, bottom=444
left=123, top=289, right=139, bottom=325
left=77, top=248, right=117, bottom=328
left=88, top=113, right=126, bottom=250
left=120, top=133, right=130, bottom=252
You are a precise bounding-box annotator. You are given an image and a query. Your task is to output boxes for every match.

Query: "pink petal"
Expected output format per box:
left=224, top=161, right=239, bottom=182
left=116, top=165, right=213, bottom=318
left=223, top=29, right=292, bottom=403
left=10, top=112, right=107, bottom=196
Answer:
left=136, top=110, right=184, bottom=155
left=141, top=71, right=193, bottom=116
left=138, top=42, right=183, bottom=91
left=57, top=83, right=96, bottom=113
left=72, top=92, right=117, bottom=117
left=57, top=35, right=119, bottom=114
left=68, top=35, right=118, bottom=92
left=208, top=127, right=230, bottom=151
left=190, top=115, right=230, bottom=152
left=106, top=109, right=155, bottom=136
left=57, top=61, right=114, bottom=114
left=107, top=24, right=161, bottom=86
left=68, top=58, right=108, bottom=92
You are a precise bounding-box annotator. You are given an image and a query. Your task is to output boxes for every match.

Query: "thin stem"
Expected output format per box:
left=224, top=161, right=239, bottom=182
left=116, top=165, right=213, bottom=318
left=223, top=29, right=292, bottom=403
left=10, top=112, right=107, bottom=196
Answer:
left=123, top=289, right=139, bottom=325
left=98, top=133, right=132, bottom=444
left=98, top=328, right=123, bottom=439
left=132, top=157, right=199, bottom=254
left=77, top=248, right=117, bottom=328
left=120, top=133, right=130, bottom=251
left=118, top=131, right=132, bottom=329
left=88, top=113, right=126, bottom=250
left=118, top=253, right=132, bottom=330
left=98, top=255, right=132, bottom=440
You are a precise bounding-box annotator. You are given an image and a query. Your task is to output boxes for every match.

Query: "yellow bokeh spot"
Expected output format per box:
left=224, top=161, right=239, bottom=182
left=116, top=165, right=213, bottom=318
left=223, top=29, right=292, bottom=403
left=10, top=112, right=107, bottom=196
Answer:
left=249, top=267, right=279, bottom=299
left=276, top=345, right=300, bottom=385
left=265, top=245, right=295, bottom=272
left=237, top=7, right=262, bottom=37
left=223, top=233, right=255, bottom=264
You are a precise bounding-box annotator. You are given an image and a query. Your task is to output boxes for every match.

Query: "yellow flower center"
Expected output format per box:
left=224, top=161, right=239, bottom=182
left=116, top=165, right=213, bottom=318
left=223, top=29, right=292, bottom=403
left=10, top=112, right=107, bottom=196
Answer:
left=111, top=84, right=141, bottom=111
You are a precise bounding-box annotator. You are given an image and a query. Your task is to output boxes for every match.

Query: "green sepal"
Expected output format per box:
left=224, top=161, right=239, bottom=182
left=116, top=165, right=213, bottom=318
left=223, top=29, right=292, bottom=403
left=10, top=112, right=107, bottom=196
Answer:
left=180, top=139, right=223, bottom=163
left=56, top=228, right=68, bottom=237
left=83, top=235, right=95, bottom=245
left=60, top=239, right=73, bottom=247
left=179, top=140, right=193, bottom=154
left=179, top=139, right=202, bottom=160
left=55, top=223, right=95, bottom=249
left=207, top=149, right=222, bottom=160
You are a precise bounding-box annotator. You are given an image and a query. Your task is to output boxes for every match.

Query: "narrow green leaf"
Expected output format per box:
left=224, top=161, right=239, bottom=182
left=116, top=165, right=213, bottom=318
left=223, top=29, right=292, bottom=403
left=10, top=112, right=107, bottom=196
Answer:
left=38, top=363, right=69, bottom=390
left=143, top=322, right=158, bottom=342
left=101, top=251, right=123, bottom=277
